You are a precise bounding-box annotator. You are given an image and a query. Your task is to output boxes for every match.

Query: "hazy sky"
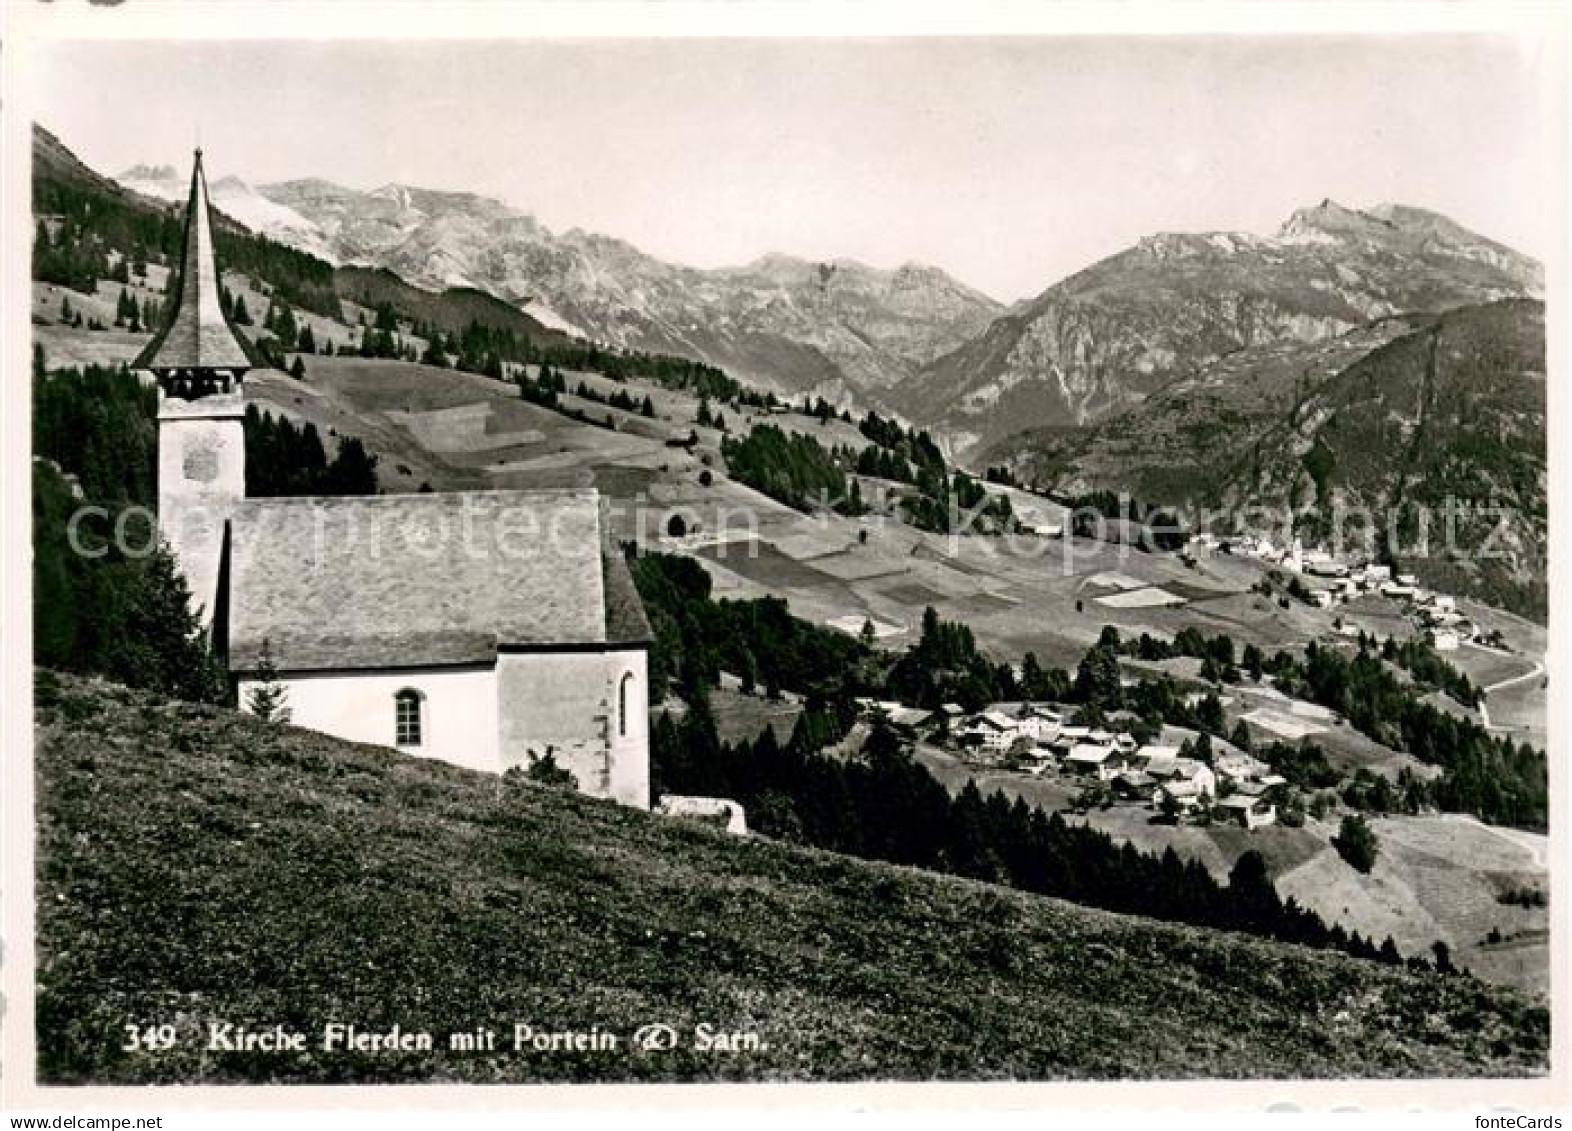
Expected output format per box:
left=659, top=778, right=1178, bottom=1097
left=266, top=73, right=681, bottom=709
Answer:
left=29, top=36, right=1558, bottom=302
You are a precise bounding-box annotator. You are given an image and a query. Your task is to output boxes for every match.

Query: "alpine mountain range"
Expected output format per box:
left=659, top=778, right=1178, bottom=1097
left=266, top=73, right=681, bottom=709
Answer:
left=107, top=137, right=1548, bottom=619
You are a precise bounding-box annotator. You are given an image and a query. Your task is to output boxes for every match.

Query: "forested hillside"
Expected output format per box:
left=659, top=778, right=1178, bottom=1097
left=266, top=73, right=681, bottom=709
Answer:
left=988, top=300, right=1547, bottom=620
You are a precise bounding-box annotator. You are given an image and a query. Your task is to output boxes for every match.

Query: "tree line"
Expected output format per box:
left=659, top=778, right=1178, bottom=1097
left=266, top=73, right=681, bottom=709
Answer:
left=243, top=406, right=379, bottom=498
left=630, top=551, right=877, bottom=705
left=721, top=424, right=868, bottom=516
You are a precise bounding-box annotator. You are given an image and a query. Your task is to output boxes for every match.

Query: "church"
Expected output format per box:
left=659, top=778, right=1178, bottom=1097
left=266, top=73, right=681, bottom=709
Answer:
left=137, top=150, right=651, bottom=809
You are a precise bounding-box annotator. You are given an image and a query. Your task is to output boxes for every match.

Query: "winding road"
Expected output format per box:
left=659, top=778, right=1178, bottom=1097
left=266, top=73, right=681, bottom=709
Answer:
left=1474, top=656, right=1546, bottom=732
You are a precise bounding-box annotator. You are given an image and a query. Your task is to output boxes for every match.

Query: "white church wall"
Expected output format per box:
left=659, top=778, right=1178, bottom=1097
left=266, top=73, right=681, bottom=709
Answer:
left=158, top=394, right=245, bottom=634
left=238, top=665, right=500, bottom=775
left=496, top=648, right=649, bottom=809
left=606, top=648, right=650, bottom=810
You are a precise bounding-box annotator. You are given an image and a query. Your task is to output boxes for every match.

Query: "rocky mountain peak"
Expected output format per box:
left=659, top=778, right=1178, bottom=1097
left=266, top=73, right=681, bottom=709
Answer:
left=1276, top=198, right=1395, bottom=243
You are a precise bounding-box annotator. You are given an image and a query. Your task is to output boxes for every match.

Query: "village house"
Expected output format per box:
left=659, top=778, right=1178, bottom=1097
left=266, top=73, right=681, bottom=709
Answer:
left=143, top=150, right=651, bottom=808
left=1113, top=768, right=1157, bottom=801
left=1046, top=724, right=1091, bottom=759
left=1065, top=742, right=1126, bottom=781
left=1147, top=755, right=1217, bottom=805
left=1015, top=704, right=1064, bottom=741
left=1134, top=744, right=1181, bottom=768
left=886, top=705, right=935, bottom=732
left=1304, top=559, right=1349, bottom=579
left=1213, top=750, right=1269, bottom=785
left=1217, top=794, right=1278, bottom=830
left=960, top=710, right=1024, bottom=753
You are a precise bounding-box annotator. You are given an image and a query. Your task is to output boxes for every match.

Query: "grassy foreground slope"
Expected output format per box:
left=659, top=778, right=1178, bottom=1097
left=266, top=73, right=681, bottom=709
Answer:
left=35, top=671, right=1547, bottom=1083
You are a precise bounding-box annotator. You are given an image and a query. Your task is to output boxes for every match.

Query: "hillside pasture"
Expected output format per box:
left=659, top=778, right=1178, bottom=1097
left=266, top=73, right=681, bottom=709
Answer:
left=1276, top=815, right=1549, bottom=999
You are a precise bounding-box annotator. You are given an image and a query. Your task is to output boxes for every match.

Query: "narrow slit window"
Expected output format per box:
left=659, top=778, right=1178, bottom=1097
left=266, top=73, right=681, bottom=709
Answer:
left=619, top=672, right=635, bottom=737
left=395, top=688, right=424, bottom=747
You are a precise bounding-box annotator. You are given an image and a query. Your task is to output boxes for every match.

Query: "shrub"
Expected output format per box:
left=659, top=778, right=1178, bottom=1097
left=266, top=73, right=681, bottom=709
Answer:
left=520, top=751, right=577, bottom=790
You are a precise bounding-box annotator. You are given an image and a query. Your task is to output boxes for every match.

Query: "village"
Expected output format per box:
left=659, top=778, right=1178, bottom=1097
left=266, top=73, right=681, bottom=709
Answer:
left=1198, top=531, right=1492, bottom=652
left=856, top=695, right=1286, bottom=831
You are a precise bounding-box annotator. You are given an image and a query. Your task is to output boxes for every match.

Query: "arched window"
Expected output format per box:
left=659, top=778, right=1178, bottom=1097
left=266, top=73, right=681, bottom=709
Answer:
left=618, top=671, right=636, bottom=737
left=395, top=688, right=424, bottom=747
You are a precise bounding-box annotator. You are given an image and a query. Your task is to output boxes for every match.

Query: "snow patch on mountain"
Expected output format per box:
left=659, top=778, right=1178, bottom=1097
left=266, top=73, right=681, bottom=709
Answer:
left=117, top=165, right=338, bottom=264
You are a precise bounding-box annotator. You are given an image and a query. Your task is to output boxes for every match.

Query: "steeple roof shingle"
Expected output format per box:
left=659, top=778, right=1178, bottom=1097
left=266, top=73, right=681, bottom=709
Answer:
left=134, top=148, right=258, bottom=372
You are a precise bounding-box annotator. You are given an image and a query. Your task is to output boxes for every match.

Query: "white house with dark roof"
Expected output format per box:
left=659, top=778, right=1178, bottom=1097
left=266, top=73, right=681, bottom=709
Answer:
left=1065, top=743, right=1124, bottom=780
left=1217, top=794, right=1277, bottom=829
left=140, top=151, right=650, bottom=807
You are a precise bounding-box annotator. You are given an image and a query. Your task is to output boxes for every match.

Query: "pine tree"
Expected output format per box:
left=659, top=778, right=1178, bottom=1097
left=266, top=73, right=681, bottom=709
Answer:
left=232, top=294, right=252, bottom=325
left=245, top=638, right=291, bottom=723
left=289, top=355, right=306, bottom=381
left=101, top=544, right=229, bottom=704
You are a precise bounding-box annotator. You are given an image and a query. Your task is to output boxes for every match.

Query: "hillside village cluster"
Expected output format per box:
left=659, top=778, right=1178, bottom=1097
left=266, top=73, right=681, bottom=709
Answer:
left=1199, top=532, right=1483, bottom=650
left=859, top=697, right=1285, bottom=830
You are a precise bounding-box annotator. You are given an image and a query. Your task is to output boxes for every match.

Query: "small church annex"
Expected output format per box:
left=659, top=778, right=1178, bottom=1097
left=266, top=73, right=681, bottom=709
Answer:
left=138, top=150, right=651, bottom=808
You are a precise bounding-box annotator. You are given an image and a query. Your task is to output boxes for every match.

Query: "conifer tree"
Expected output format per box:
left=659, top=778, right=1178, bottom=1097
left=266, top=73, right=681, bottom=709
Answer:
left=245, top=638, right=291, bottom=723
left=99, top=543, right=229, bottom=704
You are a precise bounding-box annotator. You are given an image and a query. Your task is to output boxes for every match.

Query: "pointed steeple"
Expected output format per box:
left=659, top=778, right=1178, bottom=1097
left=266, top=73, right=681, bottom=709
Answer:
left=135, top=148, right=257, bottom=374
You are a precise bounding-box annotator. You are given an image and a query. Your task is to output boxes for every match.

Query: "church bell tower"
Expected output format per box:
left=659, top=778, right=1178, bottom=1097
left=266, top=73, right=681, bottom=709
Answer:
left=133, top=148, right=256, bottom=640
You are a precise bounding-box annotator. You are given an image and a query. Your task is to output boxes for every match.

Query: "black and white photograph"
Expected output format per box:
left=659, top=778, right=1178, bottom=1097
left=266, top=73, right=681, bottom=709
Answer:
left=2, top=1, right=1567, bottom=1118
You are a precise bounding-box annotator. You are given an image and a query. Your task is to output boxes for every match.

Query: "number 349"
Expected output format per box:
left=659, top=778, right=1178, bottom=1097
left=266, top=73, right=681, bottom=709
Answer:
left=122, top=1024, right=178, bottom=1052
